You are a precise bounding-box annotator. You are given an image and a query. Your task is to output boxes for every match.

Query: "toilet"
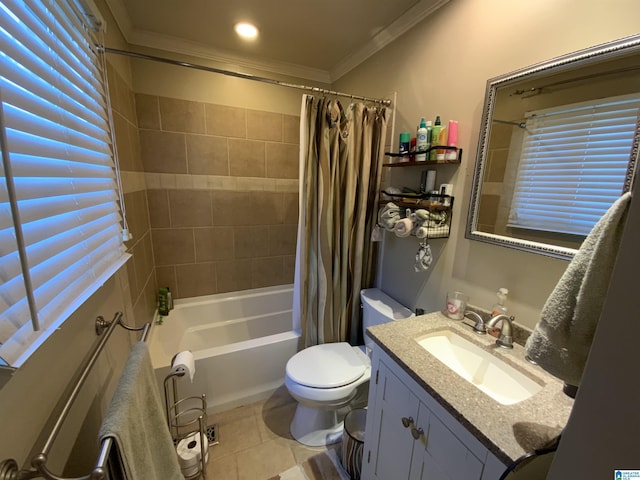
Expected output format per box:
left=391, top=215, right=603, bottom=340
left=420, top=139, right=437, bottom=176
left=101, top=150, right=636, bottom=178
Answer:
left=285, top=288, right=415, bottom=446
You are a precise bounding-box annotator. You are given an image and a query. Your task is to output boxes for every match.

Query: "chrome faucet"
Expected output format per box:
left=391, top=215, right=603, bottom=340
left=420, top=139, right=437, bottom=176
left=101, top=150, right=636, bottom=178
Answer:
left=486, top=314, right=515, bottom=349
left=464, top=311, right=487, bottom=334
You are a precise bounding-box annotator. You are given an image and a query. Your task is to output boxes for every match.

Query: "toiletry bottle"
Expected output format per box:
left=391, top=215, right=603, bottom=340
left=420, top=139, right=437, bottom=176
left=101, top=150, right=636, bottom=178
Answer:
left=430, top=116, right=442, bottom=160
left=416, top=118, right=428, bottom=161
left=399, top=132, right=411, bottom=154
left=437, top=124, right=447, bottom=160
left=167, top=287, right=174, bottom=311
left=158, top=287, right=169, bottom=316
left=491, top=288, right=509, bottom=316
left=446, top=120, right=459, bottom=160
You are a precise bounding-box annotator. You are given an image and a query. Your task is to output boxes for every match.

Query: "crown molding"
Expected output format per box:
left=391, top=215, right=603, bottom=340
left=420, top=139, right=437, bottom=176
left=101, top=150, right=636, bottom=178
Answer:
left=330, top=0, right=450, bottom=82
left=103, top=0, right=448, bottom=86
left=103, top=0, right=132, bottom=39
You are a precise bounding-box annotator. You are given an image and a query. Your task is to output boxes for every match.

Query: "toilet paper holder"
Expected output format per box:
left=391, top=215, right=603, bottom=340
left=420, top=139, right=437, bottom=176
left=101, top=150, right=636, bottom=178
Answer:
left=164, top=370, right=213, bottom=479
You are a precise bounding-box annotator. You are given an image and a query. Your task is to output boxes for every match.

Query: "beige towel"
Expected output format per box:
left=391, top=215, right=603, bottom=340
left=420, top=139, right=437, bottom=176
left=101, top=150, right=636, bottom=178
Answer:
left=99, top=342, right=183, bottom=480
left=525, top=192, right=631, bottom=386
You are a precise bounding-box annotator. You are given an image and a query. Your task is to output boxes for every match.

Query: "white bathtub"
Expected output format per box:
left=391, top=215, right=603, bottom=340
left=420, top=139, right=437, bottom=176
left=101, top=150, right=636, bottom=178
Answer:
left=148, top=285, right=300, bottom=414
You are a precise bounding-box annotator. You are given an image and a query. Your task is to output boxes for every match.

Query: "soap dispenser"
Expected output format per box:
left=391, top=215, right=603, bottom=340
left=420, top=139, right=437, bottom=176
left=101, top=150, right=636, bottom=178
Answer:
left=491, top=288, right=508, bottom=316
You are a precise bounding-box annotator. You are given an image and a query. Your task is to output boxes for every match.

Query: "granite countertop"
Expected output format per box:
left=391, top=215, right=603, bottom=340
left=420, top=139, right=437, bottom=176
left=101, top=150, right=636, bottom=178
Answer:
left=366, top=310, right=574, bottom=464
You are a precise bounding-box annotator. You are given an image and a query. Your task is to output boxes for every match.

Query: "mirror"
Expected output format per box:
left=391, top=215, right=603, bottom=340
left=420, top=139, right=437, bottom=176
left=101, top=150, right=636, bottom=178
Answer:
left=467, top=34, right=640, bottom=259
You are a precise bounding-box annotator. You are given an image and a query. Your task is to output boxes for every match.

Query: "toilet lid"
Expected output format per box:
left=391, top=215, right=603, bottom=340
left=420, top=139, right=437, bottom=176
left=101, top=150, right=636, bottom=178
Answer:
left=286, top=342, right=367, bottom=388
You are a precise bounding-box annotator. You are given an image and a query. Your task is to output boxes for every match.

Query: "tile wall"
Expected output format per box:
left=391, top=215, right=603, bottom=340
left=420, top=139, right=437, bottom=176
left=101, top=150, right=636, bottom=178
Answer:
left=107, top=62, right=157, bottom=324
left=137, top=94, right=300, bottom=299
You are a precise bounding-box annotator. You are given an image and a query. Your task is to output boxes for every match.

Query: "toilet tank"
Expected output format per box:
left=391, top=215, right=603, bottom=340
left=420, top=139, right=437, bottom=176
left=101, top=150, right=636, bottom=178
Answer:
left=360, top=288, right=415, bottom=353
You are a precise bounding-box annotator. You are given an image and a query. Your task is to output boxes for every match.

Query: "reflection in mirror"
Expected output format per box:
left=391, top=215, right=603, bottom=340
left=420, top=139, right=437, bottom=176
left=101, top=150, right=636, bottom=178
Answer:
left=467, top=34, right=640, bottom=259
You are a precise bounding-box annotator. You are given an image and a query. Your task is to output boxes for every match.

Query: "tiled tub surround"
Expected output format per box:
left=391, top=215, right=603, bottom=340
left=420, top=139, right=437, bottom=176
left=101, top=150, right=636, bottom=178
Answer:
left=136, top=94, right=300, bottom=298
left=366, top=311, right=574, bottom=464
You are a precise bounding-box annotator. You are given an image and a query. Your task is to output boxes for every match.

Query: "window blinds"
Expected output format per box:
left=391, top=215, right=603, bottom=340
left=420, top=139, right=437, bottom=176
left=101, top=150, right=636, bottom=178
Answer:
left=0, top=0, right=129, bottom=367
left=508, top=94, right=639, bottom=236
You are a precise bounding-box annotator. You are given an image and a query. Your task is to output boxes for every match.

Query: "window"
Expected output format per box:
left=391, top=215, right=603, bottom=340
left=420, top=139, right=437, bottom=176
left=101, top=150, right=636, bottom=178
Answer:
left=0, top=0, right=129, bottom=367
left=508, top=94, right=639, bottom=236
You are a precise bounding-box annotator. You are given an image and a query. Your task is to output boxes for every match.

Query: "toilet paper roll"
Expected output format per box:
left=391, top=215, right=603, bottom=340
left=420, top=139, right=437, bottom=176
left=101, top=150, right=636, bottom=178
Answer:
left=176, top=432, right=209, bottom=476
left=171, top=350, right=195, bottom=383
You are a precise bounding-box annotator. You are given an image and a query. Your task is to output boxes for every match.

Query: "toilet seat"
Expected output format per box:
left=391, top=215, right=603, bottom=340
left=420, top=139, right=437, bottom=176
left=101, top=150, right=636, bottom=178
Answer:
left=286, top=342, right=367, bottom=389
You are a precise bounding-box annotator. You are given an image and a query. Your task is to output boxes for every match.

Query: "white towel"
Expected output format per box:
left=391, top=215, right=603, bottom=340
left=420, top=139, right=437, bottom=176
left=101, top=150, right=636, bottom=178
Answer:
left=393, top=217, right=413, bottom=237
left=525, top=192, right=631, bottom=386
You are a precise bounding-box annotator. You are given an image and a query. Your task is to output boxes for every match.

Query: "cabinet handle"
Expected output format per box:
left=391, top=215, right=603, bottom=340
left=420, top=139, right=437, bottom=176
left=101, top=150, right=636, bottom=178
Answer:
left=401, top=416, right=414, bottom=428
left=411, top=427, right=424, bottom=440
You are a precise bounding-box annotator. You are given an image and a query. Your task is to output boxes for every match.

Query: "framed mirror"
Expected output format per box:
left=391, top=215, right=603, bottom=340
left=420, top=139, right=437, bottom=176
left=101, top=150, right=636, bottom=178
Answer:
left=466, top=34, right=640, bottom=259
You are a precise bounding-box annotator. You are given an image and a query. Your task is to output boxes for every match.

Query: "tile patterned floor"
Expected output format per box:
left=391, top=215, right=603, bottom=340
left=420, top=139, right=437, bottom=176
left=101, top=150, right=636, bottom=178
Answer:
left=204, top=386, right=341, bottom=479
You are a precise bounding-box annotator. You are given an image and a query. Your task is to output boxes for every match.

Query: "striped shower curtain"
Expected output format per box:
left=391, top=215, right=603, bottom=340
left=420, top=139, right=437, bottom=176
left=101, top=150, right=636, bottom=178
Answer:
left=293, top=95, right=388, bottom=347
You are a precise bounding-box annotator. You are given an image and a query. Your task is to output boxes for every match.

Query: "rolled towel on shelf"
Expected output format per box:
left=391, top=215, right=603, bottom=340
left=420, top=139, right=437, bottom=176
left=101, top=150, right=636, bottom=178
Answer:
left=393, top=217, right=413, bottom=237
left=378, top=202, right=401, bottom=231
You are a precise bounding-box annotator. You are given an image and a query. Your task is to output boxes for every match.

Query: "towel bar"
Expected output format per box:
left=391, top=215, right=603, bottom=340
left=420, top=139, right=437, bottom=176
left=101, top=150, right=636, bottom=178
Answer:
left=0, top=312, right=151, bottom=480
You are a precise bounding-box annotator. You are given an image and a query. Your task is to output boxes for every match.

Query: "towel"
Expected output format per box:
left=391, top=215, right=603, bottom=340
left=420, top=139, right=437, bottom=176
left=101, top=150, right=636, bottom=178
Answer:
left=377, top=202, right=401, bottom=231
left=525, top=192, right=631, bottom=386
left=414, top=242, right=433, bottom=272
left=99, top=343, right=183, bottom=480
left=393, top=217, right=413, bottom=237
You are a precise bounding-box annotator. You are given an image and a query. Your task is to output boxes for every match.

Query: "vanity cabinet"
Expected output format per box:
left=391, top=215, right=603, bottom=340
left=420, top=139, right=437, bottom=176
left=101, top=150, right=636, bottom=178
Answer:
left=362, top=346, right=506, bottom=480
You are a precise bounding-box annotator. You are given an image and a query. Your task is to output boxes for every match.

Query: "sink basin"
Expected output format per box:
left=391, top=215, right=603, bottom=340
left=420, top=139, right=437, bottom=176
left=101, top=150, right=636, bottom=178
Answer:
left=416, top=330, right=543, bottom=405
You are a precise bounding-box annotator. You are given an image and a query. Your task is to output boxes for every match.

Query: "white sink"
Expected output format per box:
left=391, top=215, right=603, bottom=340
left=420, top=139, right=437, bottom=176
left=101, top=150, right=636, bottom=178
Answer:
left=415, top=330, right=542, bottom=405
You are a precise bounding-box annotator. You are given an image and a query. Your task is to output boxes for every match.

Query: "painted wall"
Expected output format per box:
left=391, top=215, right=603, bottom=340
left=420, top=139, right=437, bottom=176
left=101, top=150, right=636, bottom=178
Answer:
left=333, top=0, right=640, bottom=330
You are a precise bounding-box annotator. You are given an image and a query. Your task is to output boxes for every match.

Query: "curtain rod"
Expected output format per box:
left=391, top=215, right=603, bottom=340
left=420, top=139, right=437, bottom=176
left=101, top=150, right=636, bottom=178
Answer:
left=101, top=47, right=392, bottom=106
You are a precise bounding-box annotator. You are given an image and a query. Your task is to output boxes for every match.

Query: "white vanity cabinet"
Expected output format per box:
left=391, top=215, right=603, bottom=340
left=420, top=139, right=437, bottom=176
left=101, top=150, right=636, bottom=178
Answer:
left=362, top=346, right=507, bottom=480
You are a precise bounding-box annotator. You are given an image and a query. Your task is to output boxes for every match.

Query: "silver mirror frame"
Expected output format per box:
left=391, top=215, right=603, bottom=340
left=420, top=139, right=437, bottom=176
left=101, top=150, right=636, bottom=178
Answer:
left=466, top=33, right=640, bottom=260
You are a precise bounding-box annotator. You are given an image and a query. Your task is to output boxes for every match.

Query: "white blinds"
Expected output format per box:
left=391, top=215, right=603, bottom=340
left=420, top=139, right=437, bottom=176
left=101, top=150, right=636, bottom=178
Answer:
left=508, top=94, right=639, bottom=236
left=0, top=0, right=129, bottom=367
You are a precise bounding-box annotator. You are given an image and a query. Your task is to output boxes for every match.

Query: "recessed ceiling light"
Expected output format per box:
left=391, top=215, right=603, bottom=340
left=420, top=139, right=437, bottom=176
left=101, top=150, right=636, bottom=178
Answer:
left=234, top=22, right=258, bottom=40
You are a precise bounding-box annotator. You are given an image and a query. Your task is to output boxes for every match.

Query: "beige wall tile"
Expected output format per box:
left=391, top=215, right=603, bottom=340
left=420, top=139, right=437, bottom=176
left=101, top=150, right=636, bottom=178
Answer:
left=106, top=62, right=120, bottom=115
left=186, top=134, right=229, bottom=175
left=251, top=257, right=285, bottom=288
left=133, top=233, right=154, bottom=295
left=168, top=190, right=213, bottom=227
left=125, top=257, right=139, bottom=300
left=128, top=121, right=144, bottom=172
left=159, top=97, right=205, bottom=134
left=266, top=143, right=298, bottom=179
left=247, top=110, right=282, bottom=141
left=216, top=259, right=253, bottom=293
left=116, top=72, right=137, bottom=125
left=487, top=148, right=509, bottom=183
left=151, top=229, right=195, bottom=265
left=283, top=114, right=300, bottom=144
left=205, top=104, right=246, bottom=138
left=194, top=227, right=234, bottom=262
left=478, top=194, right=500, bottom=228
left=282, top=192, right=298, bottom=224
left=229, top=139, right=265, bottom=177
left=268, top=225, right=298, bottom=256
left=176, top=263, right=217, bottom=298
left=146, top=189, right=171, bottom=228
left=113, top=112, right=134, bottom=172
left=234, top=226, right=270, bottom=258
left=124, top=190, right=150, bottom=238
left=140, top=130, right=187, bottom=173
left=212, top=191, right=284, bottom=226
left=155, top=266, right=177, bottom=296
left=283, top=255, right=295, bottom=284
left=135, top=93, right=160, bottom=130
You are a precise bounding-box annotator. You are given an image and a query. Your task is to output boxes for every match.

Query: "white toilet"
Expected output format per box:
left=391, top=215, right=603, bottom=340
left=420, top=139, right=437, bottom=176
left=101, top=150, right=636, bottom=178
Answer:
left=285, top=288, right=415, bottom=446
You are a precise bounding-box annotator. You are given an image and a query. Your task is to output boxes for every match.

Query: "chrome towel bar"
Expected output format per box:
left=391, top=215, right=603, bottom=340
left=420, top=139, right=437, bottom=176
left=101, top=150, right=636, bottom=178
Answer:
left=0, top=312, right=151, bottom=480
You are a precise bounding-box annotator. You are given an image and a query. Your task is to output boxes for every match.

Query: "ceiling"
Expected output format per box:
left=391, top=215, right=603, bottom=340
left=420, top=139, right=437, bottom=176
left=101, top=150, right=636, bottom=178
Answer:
left=103, top=0, right=449, bottom=83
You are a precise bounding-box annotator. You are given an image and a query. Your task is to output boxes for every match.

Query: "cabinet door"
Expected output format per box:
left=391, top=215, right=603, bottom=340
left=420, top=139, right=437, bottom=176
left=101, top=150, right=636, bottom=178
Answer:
left=367, top=363, right=420, bottom=480
left=413, top=413, right=484, bottom=480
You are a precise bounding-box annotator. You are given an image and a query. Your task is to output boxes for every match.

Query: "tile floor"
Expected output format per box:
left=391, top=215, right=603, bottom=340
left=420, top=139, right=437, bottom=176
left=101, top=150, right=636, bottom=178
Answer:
left=204, top=386, right=341, bottom=479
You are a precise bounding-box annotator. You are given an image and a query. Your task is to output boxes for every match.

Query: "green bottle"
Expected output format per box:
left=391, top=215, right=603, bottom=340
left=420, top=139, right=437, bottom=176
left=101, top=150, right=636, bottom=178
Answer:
left=430, top=116, right=442, bottom=161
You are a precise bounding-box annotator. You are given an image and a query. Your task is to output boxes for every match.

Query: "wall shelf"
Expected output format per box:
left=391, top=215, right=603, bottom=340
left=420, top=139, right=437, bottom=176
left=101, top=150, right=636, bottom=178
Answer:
left=383, top=146, right=462, bottom=166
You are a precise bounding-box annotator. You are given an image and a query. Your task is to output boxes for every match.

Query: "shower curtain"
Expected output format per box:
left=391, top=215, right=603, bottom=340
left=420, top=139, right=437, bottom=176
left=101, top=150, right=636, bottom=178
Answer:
left=293, top=95, right=388, bottom=347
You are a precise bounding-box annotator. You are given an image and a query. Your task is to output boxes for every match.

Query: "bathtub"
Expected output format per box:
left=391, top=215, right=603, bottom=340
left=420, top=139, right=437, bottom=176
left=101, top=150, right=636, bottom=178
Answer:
left=148, top=285, right=300, bottom=414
